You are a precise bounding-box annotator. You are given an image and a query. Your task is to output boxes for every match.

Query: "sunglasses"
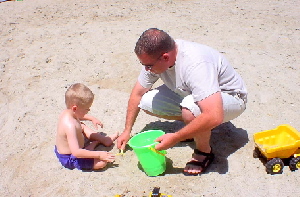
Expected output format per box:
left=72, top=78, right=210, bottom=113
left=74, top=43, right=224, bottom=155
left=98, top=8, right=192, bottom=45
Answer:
left=142, top=54, right=163, bottom=70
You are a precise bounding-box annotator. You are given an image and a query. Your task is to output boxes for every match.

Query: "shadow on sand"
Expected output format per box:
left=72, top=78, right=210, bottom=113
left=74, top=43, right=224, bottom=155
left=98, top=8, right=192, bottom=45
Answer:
left=139, top=121, right=249, bottom=175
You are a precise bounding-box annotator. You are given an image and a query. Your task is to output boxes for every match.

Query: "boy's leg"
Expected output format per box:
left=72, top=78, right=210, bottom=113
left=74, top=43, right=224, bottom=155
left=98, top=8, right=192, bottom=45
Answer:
left=81, top=124, right=119, bottom=147
left=73, top=156, right=107, bottom=170
left=84, top=141, right=100, bottom=150
left=93, top=159, right=108, bottom=170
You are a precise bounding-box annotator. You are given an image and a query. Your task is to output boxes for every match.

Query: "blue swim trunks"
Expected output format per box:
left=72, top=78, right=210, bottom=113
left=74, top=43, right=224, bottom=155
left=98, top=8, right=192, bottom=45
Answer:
left=54, top=146, right=94, bottom=170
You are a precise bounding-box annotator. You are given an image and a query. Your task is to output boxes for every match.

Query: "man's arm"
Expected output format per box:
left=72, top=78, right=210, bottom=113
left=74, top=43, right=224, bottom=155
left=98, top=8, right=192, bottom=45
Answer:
left=117, top=81, right=150, bottom=149
left=155, top=92, right=224, bottom=150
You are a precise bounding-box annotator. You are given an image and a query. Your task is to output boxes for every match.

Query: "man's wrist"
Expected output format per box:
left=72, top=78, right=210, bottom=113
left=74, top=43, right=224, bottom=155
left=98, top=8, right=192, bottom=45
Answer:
left=123, top=128, right=132, bottom=134
left=172, top=132, right=183, bottom=143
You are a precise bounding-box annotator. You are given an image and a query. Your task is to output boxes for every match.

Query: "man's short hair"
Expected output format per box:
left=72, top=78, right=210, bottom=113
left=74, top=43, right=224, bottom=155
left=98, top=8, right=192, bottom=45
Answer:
left=65, top=83, right=94, bottom=108
left=134, top=28, right=175, bottom=58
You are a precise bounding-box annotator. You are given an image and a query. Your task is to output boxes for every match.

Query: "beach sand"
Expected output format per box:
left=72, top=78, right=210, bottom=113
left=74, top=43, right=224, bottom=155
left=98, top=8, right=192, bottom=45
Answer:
left=1, top=0, right=299, bottom=196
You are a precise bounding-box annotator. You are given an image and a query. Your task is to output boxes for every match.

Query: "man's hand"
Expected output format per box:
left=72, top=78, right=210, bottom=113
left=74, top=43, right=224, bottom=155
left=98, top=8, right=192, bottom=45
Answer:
left=117, top=131, right=131, bottom=150
left=154, top=133, right=180, bottom=150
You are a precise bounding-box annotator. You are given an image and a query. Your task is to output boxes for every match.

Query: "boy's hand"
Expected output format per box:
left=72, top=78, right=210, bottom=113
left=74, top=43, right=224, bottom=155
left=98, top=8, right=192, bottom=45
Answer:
left=82, top=114, right=103, bottom=129
left=99, top=151, right=115, bottom=162
left=91, top=117, right=103, bottom=129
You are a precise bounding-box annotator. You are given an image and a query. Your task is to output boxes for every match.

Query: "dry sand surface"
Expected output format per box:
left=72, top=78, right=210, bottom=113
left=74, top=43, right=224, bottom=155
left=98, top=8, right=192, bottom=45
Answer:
left=1, top=0, right=300, bottom=196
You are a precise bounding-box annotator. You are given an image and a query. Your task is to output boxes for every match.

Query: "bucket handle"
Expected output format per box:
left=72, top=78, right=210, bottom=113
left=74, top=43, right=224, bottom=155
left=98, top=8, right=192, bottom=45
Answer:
left=149, top=147, right=166, bottom=156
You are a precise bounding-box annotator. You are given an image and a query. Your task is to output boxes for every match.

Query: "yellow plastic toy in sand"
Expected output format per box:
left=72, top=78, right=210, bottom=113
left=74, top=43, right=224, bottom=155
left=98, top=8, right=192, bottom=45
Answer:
left=253, top=124, right=300, bottom=174
left=148, top=187, right=172, bottom=197
left=115, top=187, right=172, bottom=197
left=116, top=149, right=124, bottom=156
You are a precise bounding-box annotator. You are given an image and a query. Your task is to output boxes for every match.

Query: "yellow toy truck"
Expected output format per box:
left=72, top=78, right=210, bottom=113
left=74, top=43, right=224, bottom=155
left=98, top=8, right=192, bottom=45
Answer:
left=253, top=124, right=300, bottom=174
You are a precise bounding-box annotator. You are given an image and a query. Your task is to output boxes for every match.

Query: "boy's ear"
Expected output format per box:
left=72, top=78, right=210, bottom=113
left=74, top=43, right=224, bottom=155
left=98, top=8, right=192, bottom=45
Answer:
left=71, top=105, right=77, bottom=112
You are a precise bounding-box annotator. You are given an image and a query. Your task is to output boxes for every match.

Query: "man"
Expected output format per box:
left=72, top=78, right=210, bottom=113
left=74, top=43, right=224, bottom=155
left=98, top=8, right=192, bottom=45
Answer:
left=117, top=28, right=247, bottom=175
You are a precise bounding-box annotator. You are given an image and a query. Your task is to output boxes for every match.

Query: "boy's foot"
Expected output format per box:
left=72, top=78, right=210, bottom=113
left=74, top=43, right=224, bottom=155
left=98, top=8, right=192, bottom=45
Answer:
left=102, top=132, right=119, bottom=147
left=109, top=132, right=119, bottom=142
left=183, top=149, right=214, bottom=176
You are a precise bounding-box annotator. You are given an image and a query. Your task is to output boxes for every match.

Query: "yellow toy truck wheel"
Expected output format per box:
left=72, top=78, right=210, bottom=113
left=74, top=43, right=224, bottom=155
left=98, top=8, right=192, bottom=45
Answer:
left=289, top=157, right=300, bottom=171
left=253, top=147, right=263, bottom=158
left=265, top=158, right=284, bottom=174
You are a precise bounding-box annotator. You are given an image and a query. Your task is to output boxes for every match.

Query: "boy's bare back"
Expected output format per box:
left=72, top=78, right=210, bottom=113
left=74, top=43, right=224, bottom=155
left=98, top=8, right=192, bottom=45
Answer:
left=56, top=109, right=85, bottom=155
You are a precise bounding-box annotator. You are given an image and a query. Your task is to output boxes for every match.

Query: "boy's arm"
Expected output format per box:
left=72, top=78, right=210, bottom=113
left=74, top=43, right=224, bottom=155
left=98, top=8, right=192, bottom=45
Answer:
left=81, top=114, right=103, bottom=129
left=66, top=124, right=104, bottom=159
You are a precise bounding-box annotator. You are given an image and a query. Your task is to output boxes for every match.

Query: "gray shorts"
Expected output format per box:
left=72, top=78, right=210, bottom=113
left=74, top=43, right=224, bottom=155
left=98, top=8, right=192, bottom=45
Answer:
left=138, top=85, right=246, bottom=123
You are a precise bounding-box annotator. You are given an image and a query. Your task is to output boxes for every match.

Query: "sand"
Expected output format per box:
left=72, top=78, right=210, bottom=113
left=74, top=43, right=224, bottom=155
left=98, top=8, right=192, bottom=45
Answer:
left=1, top=0, right=299, bottom=196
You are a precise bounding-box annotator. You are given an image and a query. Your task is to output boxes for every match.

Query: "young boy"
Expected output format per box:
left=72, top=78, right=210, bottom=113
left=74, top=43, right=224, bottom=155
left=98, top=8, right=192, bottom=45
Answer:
left=55, top=83, right=118, bottom=170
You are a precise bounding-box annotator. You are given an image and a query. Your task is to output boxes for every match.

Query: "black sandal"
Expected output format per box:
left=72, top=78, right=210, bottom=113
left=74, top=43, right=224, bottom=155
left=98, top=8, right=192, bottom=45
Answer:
left=183, top=149, right=215, bottom=176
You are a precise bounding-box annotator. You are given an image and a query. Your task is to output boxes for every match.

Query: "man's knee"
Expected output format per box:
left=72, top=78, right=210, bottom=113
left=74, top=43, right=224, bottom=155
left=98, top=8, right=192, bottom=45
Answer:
left=181, top=107, right=196, bottom=124
left=142, top=109, right=154, bottom=116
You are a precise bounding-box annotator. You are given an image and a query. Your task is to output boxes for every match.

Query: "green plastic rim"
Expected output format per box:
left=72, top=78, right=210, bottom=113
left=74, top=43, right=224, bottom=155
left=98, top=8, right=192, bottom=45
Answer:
left=128, top=130, right=165, bottom=149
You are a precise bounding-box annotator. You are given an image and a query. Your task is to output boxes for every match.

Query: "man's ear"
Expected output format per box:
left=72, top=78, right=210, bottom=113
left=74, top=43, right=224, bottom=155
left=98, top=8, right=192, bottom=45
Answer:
left=162, top=53, right=169, bottom=61
left=71, top=105, right=77, bottom=112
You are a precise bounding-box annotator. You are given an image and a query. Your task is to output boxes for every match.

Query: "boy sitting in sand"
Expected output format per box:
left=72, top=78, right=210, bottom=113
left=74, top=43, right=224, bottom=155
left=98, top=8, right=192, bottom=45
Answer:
left=55, top=83, right=118, bottom=170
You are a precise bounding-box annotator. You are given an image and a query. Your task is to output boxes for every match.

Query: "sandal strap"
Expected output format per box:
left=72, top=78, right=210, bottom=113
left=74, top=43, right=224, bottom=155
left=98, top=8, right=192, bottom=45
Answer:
left=186, top=150, right=215, bottom=169
left=193, top=148, right=214, bottom=167
left=186, top=160, right=207, bottom=168
left=184, top=148, right=215, bottom=175
left=194, top=148, right=213, bottom=156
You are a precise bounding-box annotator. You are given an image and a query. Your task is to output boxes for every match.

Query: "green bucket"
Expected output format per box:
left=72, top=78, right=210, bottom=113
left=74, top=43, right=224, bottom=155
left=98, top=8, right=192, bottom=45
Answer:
left=128, top=130, right=167, bottom=176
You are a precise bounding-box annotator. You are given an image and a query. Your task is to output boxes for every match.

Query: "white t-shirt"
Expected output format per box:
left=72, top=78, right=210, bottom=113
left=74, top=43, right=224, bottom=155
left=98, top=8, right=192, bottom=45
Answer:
left=138, top=39, right=247, bottom=102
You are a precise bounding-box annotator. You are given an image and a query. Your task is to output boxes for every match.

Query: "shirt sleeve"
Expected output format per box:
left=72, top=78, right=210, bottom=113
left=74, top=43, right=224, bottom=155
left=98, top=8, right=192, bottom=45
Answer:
left=137, top=67, right=160, bottom=88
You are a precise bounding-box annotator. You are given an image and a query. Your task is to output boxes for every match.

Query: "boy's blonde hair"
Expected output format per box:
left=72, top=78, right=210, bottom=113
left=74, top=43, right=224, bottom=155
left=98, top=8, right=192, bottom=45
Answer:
left=65, top=83, right=94, bottom=108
